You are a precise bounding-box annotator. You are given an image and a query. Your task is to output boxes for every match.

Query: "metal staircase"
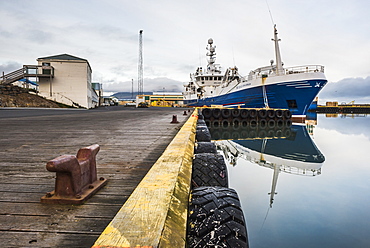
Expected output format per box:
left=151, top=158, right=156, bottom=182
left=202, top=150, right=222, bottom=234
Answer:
left=1, top=68, right=26, bottom=85
left=1, top=65, right=54, bottom=85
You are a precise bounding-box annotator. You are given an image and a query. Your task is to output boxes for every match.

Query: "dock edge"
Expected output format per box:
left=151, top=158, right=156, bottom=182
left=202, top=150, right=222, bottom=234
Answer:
left=92, top=110, right=197, bottom=248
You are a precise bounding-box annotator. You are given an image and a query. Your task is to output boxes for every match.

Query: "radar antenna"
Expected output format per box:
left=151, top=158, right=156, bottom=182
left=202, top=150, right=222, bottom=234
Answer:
left=206, top=38, right=217, bottom=66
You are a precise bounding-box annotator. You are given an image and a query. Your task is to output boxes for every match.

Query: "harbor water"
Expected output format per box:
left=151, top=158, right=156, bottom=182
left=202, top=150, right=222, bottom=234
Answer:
left=213, top=114, right=370, bottom=248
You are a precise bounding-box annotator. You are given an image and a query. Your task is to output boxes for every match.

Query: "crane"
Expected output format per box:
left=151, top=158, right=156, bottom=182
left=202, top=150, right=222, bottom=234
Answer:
left=138, top=30, right=143, bottom=98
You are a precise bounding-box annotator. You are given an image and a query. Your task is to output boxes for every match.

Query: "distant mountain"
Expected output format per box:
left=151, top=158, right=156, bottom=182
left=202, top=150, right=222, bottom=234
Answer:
left=111, top=92, right=153, bottom=99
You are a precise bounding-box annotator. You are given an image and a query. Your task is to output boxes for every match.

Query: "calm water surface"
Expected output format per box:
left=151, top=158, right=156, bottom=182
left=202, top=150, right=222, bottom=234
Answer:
left=213, top=114, right=370, bottom=248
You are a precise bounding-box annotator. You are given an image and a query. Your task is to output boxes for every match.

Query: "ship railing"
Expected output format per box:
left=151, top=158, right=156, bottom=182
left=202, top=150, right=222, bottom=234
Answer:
left=248, top=65, right=325, bottom=80
left=284, top=65, right=324, bottom=75
left=253, top=159, right=321, bottom=177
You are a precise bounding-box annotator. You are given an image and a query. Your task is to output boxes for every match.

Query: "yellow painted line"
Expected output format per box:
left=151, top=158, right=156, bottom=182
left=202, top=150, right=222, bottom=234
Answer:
left=92, top=110, right=198, bottom=248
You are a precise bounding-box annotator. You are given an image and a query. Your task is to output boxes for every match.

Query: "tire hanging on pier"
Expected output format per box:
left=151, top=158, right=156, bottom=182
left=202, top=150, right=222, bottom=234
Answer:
left=240, top=109, right=249, bottom=119
left=268, top=119, right=276, bottom=128
left=202, top=108, right=212, bottom=119
left=221, top=108, right=231, bottom=119
left=232, top=109, right=240, bottom=118
left=196, top=126, right=212, bottom=142
left=194, top=142, right=217, bottom=154
left=249, top=109, right=257, bottom=119
left=283, top=109, right=292, bottom=119
left=267, top=109, right=276, bottom=119
left=187, top=186, right=249, bottom=248
left=258, top=109, right=267, bottom=119
left=222, top=119, right=230, bottom=127
left=276, top=109, right=283, bottom=119
left=191, top=153, right=228, bottom=188
left=211, top=119, right=220, bottom=128
left=197, top=119, right=207, bottom=127
left=259, top=119, right=267, bottom=129
left=212, top=108, right=221, bottom=118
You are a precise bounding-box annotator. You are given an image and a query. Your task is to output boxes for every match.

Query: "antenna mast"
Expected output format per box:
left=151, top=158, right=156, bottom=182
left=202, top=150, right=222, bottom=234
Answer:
left=138, top=30, right=143, bottom=97
left=272, top=25, right=283, bottom=75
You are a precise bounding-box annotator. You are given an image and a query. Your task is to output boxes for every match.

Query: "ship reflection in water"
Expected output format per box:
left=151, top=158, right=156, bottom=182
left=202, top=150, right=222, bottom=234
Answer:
left=211, top=122, right=324, bottom=208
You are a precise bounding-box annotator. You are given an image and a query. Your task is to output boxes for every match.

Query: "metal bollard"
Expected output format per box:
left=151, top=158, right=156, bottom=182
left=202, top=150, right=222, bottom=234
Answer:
left=170, top=114, right=179, bottom=124
left=183, top=110, right=188, bottom=116
left=41, top=144, right=107, bottom=204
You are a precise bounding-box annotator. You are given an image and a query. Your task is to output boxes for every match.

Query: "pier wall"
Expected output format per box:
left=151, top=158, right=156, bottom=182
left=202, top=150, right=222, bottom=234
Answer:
left=92, top=110, right=197, bottom=247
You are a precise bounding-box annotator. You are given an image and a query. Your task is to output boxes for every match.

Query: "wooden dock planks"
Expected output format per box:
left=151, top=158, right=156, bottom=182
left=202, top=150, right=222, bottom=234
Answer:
left=0, top=107, right=189, bottom=247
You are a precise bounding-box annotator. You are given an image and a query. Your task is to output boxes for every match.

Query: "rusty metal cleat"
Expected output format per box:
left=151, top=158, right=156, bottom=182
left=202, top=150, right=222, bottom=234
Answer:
left=41, top=144, right=107, bottom=204
left=170, top=114, right=179, bottom=124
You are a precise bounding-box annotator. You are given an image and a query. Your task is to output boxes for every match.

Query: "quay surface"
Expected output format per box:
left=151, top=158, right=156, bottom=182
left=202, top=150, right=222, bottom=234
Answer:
left=0, top=106, right=189, bottom=247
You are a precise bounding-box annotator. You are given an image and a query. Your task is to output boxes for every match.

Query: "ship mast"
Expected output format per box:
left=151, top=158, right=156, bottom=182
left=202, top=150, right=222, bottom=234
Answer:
left=206, top=38, right=216, bottom=72
left=272, top=25, right=284, bottom=75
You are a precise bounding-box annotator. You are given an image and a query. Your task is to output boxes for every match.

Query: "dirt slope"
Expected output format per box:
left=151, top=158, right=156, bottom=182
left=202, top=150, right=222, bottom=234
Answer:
left=0, top=85, right=67, bottom=108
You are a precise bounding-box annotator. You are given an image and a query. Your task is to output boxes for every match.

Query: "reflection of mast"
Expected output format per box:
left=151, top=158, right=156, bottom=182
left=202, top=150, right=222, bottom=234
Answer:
left=268, top=164, right=280, bottom=207
left=260, top=138, right=278, bottom=208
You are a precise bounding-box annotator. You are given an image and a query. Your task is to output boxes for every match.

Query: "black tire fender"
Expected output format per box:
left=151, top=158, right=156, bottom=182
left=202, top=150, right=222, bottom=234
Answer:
left=240, top=109, right=249, bottom=119
left=187, top=186, right=249, bottom=248
left=267, top=109, right=275, bottom=119
left=196, top=126, right=211, bottom=142
left=213, top=108, right=221, bottom=118
left=194, top=142, right=217, bottom=154
left=258, top=109, right=267, bottom=119
left=192, top=153, right=228, bottom=188
left=249, top=109, right=257, bottom=118
left=231, top=109, right=240, bottom=118
left=284, top=109, right=292, bottom=119
left=202, top=108, right=212, bottom=119
left=221, top=108, right=231, bottom=119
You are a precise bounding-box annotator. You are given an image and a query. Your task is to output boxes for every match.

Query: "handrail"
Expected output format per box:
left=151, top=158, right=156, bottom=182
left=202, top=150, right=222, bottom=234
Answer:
left=1, top=65, right=54, bottom=85
left=1, top=68, right=24, bottom=81
left=285, top=65, right=325, bottom=74
left=248, top=65, right=325, bottom=80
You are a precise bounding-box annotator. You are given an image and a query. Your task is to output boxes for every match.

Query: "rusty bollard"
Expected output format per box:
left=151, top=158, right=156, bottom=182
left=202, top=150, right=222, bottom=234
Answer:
left=183, top=110, right=188, bottom=116
left=170, top=114, right=179, bottom=124
left=41, top=144, right=107, bottom=204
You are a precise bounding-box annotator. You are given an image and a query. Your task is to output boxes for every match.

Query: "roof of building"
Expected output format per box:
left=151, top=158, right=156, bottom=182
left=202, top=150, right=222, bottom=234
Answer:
left=37, top=53, right=88, bottom=61
left=37, top=53, right=91, bottom=71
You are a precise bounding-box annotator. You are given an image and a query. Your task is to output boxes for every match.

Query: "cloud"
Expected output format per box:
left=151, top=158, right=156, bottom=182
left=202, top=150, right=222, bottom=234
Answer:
left=319, top=76, right=370, bottom=103
left=0, top=61, right=22, bottom=74
left=1, top=0, right=370, bottom=91
left=0, top=28, right=13, bottom=38
left=26, top=29, right=54, bottom=44
left=103, top=77, right=182, bottom=92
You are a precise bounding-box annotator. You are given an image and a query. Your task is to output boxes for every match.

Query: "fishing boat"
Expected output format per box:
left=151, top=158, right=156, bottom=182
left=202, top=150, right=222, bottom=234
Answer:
left=183, top=25, right=327, bottom=117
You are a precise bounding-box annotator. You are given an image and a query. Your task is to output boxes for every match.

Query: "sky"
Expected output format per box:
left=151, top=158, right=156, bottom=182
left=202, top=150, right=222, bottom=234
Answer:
left=1, top=0, right=370, bottom=103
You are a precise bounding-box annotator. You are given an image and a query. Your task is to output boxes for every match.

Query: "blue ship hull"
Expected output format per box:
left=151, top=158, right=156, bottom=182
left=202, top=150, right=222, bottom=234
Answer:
left=184, top=79, right=327, bottom=115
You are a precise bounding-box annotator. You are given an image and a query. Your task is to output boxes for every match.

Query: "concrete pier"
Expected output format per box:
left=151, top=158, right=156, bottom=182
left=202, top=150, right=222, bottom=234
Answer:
left=0, top=106, right=189, bottom=247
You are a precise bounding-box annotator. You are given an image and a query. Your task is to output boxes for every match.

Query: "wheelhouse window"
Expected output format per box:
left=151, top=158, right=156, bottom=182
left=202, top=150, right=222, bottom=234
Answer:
left=286, top=100, right=298, bottom=109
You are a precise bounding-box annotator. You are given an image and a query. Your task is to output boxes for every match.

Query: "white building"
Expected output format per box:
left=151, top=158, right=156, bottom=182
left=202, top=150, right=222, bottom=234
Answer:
left=37, top=54, right=98, bottom=108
